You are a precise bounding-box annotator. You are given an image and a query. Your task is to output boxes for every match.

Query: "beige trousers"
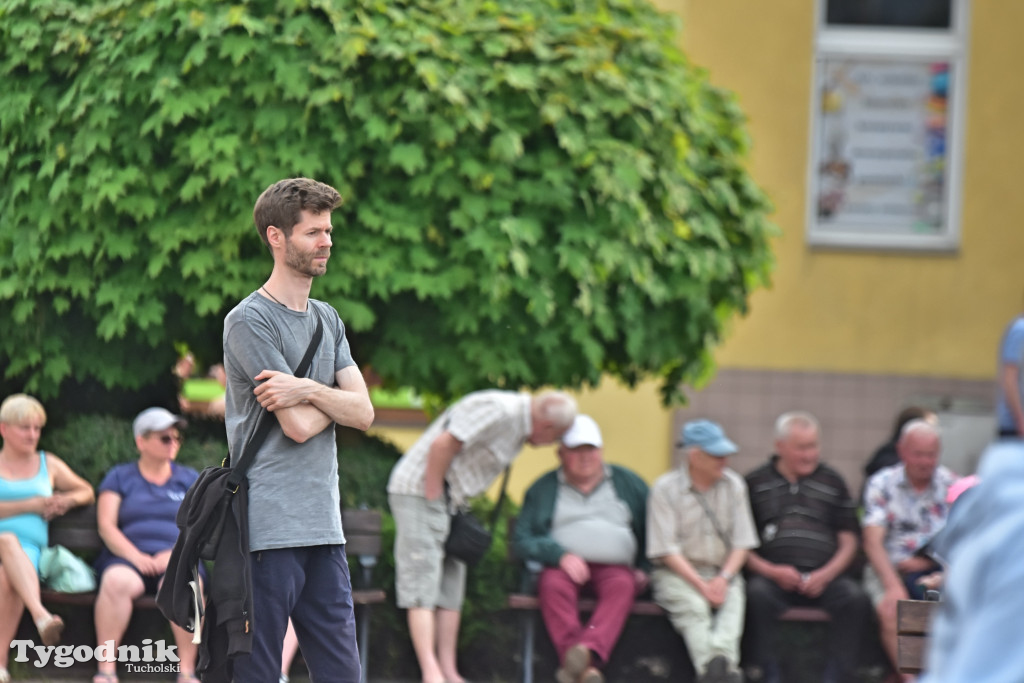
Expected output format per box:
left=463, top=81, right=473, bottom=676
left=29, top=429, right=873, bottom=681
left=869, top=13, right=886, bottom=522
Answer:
left=650, top=566, right=746, bottom=673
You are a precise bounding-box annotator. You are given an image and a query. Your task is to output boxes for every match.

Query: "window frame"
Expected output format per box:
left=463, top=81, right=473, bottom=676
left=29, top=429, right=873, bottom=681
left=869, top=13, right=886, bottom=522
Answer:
left=805, top=0, right=970, bottom=251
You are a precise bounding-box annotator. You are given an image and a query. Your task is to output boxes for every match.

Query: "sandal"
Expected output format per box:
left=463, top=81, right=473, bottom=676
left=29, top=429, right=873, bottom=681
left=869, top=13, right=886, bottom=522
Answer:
left=36, top=614, right=64, bottom=646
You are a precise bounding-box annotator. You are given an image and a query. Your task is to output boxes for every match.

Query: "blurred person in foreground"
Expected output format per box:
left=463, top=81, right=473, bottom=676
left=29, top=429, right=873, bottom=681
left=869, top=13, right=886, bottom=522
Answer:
left=915, top=442, right=1009, bottom=682
left=92, top=407, right=200, bottom=683
left=744, top=412, right=870, bottom=683
left=646, top=420, right=758, bottom=683
left=387, top=389, right=577, bottom=683
left=513, top=414, right=649, bottom=683
left=0, top=393, right=94, bottom=683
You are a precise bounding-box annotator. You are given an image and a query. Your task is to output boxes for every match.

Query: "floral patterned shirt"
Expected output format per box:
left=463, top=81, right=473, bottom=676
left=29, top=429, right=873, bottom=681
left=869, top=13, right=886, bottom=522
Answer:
left=863, top=463, right=959, bottom=564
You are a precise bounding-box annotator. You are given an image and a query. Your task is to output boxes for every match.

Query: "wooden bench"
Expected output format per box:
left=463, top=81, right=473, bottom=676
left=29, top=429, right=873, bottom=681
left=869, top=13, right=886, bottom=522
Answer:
left=45, top=504, right=386, bottom=683
left=897, top=598, right=940, bottom=674
left=508, top=586, right=829, bottom=683
left=506, top=516, right=830, bottom=683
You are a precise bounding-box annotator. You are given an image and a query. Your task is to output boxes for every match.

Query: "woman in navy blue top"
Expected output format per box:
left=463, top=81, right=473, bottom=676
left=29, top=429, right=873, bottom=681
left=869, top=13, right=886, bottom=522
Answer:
left=92, top=408, right=200, bottom=683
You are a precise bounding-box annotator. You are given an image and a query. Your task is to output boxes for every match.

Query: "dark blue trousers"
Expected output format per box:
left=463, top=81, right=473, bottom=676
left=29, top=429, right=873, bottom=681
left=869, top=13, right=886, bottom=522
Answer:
left=232, top=545, right=361, bottom=683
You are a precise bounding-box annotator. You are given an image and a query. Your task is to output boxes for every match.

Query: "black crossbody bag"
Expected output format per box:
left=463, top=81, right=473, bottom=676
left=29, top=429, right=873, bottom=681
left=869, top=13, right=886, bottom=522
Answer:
left=444, top=466, right=511, bottom=566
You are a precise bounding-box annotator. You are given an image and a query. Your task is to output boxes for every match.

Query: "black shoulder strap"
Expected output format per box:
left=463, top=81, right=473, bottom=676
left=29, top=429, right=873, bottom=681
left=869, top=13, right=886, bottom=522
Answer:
left=442, top=463, right=511, bottom=531
left=226, top=310, right=324, bottom=488
left=487, top=466, right=511, bottom=529
left=692, top=488, right=732, bottom=551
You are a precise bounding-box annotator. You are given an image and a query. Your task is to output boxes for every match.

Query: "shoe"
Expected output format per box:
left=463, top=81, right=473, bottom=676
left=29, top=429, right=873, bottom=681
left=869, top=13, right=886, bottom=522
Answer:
left=37, top=614, right=64, bottom=646
left=724, top=669, right=744, bottom=683
left=580, top=666, right=605, bottom=683
left=92, top=674, right=119, bottom=683
left=556, top=643, right=591, bottom=683
left=0, top=667, right=10, bottom=683
left=700, top=655, right=729, bottom=683
left=745, top=661, right=780, bottom=683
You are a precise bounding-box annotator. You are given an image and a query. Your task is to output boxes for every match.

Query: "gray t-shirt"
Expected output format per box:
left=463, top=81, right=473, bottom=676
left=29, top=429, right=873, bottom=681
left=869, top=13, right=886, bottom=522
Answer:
left=551, top=473, right=637, bottom=566
left=223, top=292, right=355, bottom=552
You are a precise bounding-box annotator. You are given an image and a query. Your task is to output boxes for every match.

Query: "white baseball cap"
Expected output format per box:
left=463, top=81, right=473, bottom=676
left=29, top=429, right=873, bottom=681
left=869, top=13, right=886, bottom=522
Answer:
left=561, top=414, right=603, bottom=448
left=132, top=407, right=187, bottom=438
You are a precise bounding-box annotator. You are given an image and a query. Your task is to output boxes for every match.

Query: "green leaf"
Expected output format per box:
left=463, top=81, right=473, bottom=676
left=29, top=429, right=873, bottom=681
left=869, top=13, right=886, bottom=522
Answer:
left=388, top=143, right=427, bottom=175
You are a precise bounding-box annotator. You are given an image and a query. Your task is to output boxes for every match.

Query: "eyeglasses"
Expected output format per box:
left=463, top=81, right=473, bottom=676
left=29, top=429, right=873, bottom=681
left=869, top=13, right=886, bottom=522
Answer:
left=150, top=434, right=181, bottom=445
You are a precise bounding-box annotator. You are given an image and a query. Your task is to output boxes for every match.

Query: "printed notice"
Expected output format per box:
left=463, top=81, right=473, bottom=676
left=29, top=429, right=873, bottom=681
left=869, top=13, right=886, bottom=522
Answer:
left=815, top=59, right=948, bottom=235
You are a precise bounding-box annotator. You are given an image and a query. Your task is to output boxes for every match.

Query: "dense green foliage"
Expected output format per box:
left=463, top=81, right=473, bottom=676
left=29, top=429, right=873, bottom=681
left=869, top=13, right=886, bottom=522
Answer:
left=41, top=415, right=399, bottom=508
left=1, top=0, right=774, bottom=404
left=41, top=413, right=224, bottom=486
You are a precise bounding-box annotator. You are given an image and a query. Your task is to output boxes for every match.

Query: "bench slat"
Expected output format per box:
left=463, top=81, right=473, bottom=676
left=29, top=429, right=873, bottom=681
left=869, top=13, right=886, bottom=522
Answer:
left=897, top=599, right=939, bottom=635
left=897, top=599, right=939, bottom=674
left=898, top=634, right=928, bottom=674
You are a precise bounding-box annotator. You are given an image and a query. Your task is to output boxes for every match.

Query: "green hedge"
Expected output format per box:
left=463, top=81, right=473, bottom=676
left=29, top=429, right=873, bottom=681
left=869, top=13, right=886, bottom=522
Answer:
left=41, top=413, right=223, bottom=486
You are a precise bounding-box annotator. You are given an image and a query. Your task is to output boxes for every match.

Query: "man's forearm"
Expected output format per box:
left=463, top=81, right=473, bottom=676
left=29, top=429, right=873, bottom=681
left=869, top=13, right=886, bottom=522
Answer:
left=423, top=432, right=462, bottom=500
left=306, top=382, right=374, bottom=431
left=658, top=553, right=705, bottom=590
left=720, top=548, right=748, bottom=578
left=275, top=402, right=334, bottom=443
left=746, top=551, right=777, bottom=578
left=817, top=531, right=858, bottom=582
left=863, top=528, right=902, bottom=590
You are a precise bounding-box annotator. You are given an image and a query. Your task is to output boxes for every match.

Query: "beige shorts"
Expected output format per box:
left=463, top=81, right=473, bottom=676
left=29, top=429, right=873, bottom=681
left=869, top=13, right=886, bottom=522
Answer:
left=388, top=493, right=467, bottom=610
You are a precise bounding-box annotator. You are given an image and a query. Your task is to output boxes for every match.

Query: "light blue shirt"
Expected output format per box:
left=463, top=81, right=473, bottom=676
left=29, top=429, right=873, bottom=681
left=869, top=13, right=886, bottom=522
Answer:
left=919, top=442, right=1024, bottom=682
left=996, top=315, right=1024, bottom=432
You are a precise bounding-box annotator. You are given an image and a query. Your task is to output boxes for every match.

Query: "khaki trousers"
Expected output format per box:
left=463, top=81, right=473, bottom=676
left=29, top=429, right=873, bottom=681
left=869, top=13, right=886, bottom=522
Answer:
left=650, top=566, right=746, bottom=673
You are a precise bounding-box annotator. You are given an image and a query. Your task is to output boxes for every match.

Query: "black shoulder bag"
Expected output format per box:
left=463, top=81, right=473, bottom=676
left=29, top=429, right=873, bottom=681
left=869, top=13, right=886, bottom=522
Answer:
left=444, top=467, right=510, bottom=566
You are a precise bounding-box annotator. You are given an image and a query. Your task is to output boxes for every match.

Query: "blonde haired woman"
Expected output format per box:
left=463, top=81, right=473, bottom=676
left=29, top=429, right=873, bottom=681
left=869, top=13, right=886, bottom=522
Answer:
left=0, top=394, right=94, bottom=682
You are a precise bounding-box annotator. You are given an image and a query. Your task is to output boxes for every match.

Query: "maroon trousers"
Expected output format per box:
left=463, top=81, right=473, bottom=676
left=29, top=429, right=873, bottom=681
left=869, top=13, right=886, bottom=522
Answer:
left=537, top=563, right=640, bottom=667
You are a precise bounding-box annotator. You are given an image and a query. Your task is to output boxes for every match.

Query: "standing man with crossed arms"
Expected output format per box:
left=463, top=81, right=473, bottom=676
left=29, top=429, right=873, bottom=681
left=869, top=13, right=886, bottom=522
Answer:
left=224, top=177, right=374, bottom=682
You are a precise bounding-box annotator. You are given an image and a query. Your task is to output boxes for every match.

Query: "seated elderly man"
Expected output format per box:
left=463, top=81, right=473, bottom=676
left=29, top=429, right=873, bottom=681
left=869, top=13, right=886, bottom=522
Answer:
left=512, top=415, right=649, bottom=683
left=744, top=411, right=871, bottom=683
left=647, top=420, right=758, bottom=683
left=862, top=419, right=958, bottom=682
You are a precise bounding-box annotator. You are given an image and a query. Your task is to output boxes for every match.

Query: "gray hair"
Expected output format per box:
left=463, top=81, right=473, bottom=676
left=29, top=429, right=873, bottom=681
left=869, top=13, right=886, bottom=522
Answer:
left=534, top=391, right=577, bottom=431
left=899, top=418, right=940, bottom=444
left=774, top=411, right=820, bottom=441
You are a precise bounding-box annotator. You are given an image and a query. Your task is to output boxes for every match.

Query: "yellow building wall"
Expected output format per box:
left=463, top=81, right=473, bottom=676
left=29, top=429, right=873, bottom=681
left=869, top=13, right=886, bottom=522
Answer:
left=666, top=0, right=1024, bottom=379
left=370, top=0, right=1024, bottom=500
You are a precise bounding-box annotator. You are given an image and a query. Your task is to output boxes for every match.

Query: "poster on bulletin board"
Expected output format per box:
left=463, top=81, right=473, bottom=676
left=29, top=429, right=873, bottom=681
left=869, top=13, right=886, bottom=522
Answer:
left=810, top=57, right=955, bottom=249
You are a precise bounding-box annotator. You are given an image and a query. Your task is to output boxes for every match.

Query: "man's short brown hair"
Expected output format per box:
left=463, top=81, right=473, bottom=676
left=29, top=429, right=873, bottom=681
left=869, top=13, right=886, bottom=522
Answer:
left=253, top=178, right=342, bottom=247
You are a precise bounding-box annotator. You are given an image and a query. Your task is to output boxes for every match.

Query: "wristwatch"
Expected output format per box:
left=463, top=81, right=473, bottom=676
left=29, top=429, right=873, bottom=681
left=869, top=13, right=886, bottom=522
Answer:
left=718, top=569, right=735, bottom=581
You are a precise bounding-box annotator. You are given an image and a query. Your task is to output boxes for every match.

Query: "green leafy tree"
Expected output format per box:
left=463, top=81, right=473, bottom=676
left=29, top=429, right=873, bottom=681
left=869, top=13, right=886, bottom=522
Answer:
left=1, top=0, right=774, bottom=406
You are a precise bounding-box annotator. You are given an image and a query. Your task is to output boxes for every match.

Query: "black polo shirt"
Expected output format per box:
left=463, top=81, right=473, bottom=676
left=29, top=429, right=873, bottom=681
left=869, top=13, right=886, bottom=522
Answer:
left=745, top=456, right=859, bottom=572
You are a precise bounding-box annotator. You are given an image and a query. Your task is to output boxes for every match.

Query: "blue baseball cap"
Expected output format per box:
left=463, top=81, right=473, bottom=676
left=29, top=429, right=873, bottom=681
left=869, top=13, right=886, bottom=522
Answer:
left=678, top=419, right=738, bottom=457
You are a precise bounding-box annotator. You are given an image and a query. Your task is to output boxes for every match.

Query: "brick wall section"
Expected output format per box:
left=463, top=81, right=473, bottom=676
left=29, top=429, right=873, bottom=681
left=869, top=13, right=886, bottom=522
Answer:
left=671, top=368, right=996, bottom=496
